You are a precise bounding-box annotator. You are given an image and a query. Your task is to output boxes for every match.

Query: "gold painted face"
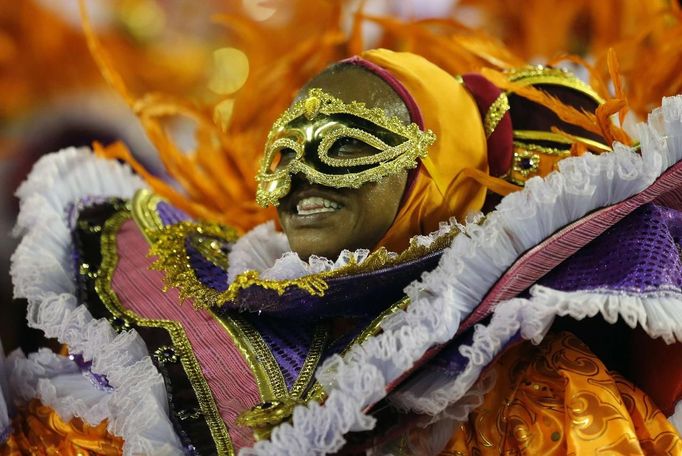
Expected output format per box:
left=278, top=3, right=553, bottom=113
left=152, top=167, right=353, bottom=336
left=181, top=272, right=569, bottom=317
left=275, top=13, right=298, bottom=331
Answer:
left=256, top=88, right=436, bottom=207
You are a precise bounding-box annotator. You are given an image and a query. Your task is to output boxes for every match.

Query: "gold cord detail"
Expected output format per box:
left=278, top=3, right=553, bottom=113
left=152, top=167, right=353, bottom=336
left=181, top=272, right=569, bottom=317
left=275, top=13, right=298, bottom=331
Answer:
left=96, top=210, right=234, bottom=455
left=506, top=65, right=604, bottom=104
left=256, top=88, right=436, bottom=207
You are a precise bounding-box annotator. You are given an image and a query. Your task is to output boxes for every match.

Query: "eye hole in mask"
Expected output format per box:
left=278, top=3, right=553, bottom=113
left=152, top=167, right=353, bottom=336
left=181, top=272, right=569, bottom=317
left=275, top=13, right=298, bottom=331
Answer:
left=256, top=88, right=436, bottom=208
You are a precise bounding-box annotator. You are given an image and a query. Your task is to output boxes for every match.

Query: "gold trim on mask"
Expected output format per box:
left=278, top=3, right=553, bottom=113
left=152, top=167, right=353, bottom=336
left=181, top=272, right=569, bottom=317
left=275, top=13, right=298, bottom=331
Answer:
left=256, top=88, right=436, bottom=208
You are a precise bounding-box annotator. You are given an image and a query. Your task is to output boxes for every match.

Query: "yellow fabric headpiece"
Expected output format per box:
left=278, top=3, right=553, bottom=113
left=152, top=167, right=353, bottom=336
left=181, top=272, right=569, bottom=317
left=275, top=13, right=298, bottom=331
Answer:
left=360, top=49, right=488, bottom=252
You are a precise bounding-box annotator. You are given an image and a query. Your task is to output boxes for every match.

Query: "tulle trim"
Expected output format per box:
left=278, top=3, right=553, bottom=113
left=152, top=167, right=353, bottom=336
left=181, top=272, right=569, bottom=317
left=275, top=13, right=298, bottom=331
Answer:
left=240, top=95, right=682, bottom=455
left=227, top=221, right=374, bottom=281
left=226, top=215, right=460, bottom=284
left=391, top=285, right=682, bottom=418
left=10, top=148, right=184, bottom=455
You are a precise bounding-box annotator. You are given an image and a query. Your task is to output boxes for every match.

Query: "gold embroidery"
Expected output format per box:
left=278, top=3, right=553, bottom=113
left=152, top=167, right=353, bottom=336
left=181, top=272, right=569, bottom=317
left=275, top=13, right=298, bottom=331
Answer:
left=256, top=88, right=436, bottom=208
left=148, top=221, right=239, bottom=308
left=506, top=65, right=604, bottom=104
left=226, top=270, right=329, bottom=303
left=290, top=324, right=329, bottom=399
left=96, top=210, right=234, bottom=455
left=505, top=142, right=573, bottom=185
left=133, top=189, right=459, bottom=308
left=484, top=92, right=510, bottom=138
left=225, top=318, right=329, bottom=438
left=306, top=296, right=411, bottom=403
left=131, top=188, right=165, bottom=243
left=210, top=312, right=288, bottom=401
left=209, top=310, right=329, bottom=438
left=511, top=149, right=541, bottom=180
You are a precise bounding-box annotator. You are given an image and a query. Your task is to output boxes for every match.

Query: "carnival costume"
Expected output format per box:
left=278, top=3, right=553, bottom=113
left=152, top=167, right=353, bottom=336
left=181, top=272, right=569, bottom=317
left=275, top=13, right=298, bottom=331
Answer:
left=2, top=12, right=682, bottom=456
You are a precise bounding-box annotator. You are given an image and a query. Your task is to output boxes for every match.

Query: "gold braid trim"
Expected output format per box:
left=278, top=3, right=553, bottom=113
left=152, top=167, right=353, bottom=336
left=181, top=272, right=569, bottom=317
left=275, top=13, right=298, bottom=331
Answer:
left=306, top=296, right=411, bottom=403
left=209, top=312, right=288, bottom=402
left=506, top=65, right=604, bottom=104
left=147, top=221, right=239, bottom=308
left=133, top=188, right=459, bottom=318
left=512, top=130, right=611, bottom=152
left=96, top=210, right=234, bottom=455
left=131, top=189, right=165, bottom=244
left=229, top=322, right=329, bottom=439
left=137, top=190, right=459, bottom=309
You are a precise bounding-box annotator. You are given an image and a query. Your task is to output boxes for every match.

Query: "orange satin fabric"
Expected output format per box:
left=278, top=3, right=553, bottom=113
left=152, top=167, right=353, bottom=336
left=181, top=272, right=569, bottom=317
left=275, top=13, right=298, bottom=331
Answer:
left=1, top=400, right=123, bottom=456
left=360, top=50, right=488, bottom=253
left=438, top=332, right=681, bottom=455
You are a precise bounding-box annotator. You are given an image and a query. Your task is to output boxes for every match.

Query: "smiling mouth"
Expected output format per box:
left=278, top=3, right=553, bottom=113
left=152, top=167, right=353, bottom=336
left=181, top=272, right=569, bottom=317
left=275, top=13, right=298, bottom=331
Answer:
left=295, top=196, right=343, bottom=216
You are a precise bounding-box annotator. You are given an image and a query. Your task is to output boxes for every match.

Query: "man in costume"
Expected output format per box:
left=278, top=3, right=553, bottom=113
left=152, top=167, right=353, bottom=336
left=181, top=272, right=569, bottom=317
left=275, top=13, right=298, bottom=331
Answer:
left=2, top=41, right=682, bottom=455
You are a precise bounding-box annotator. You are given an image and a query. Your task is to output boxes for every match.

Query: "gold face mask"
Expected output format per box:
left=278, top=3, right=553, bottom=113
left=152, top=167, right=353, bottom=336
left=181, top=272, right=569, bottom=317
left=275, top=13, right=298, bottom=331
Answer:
left=256, top=88, right=436, bottom=207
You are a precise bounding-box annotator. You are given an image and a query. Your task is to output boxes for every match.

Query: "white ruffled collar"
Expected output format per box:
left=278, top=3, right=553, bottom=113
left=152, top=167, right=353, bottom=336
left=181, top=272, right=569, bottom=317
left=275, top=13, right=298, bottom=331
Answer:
left=226, top=216, right=462, bottom=283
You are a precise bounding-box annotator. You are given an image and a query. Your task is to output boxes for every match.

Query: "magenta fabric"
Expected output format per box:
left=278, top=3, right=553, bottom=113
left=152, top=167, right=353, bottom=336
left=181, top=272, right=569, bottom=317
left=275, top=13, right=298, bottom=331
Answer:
left=111, top=220, right=260, bottom=449
left=461, top=73, right=514, bottom=177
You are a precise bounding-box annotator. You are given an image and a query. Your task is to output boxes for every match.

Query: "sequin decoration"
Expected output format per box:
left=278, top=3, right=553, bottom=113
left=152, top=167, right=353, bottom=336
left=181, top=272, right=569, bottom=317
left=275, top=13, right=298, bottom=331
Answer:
left=437, top=332, right=682, bottom=455
left=256, top=88, right=436, bottom=208
left=484, top=92, right=510, bottom=138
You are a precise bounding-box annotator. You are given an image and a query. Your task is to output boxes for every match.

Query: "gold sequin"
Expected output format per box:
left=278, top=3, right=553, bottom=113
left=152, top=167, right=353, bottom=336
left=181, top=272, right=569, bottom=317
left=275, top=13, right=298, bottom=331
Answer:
left=256, top=88, right=436, bottom=208
left=484, top=92, right=510, bottom=138
left=133, top=189, right=460, bottom=309
left=147, top=221, right=239, bottom=308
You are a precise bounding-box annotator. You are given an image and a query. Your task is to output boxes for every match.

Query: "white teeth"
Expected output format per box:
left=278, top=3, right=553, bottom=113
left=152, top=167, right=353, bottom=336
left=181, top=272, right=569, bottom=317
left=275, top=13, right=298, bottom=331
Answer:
left=296, top=196, right=342, bottom=215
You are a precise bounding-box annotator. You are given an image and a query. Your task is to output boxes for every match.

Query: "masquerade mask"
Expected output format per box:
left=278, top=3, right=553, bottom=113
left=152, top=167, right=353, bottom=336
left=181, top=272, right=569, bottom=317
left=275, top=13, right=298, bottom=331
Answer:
left=256, top=88, right=436, bottom=207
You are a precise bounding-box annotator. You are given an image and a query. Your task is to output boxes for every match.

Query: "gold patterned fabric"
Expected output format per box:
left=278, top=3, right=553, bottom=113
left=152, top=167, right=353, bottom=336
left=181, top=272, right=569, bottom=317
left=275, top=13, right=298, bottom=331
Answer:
left=439, top=332, right=681, bottom=455
left=1, top=400, right=123, bottom=456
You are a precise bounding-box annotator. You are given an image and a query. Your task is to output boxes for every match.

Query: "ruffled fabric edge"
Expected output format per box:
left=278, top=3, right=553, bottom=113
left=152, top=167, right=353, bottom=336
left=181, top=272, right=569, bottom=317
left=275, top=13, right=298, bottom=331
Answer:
left=240, top=95, right=682, bottom=455
left=9, top=147, right=184, bottom=455
left=391, top=285, right=682, bottom=419
left=225, top=212, right=460, bottom=284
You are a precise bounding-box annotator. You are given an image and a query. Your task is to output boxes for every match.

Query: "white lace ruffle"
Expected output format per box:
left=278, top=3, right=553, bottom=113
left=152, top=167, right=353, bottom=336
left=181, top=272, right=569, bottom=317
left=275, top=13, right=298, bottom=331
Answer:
left=671, top=400, right=682, bottom=434
left=241, top=95, right=682, bottom=455
left=10, top=148, right=183, bottom=455
left=226, top=214, right=460, bottom=285
left=227, top=221, right=376, bottom=282
left=391, top=285, right=682, bottom=419
left=7, top=349, right=108, bottom=421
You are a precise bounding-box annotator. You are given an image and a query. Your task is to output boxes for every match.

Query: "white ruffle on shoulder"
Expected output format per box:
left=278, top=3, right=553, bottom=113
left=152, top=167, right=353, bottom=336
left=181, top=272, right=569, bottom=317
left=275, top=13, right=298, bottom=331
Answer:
left=240, top=97, right=682, bottom=455
left=10, top=147, right=183, bottom=455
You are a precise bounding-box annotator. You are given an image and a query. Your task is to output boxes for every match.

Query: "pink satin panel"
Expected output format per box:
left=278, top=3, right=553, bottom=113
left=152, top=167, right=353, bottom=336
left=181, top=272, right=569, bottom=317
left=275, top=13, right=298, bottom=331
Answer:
left=111, top=220, right=259, bottom=449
